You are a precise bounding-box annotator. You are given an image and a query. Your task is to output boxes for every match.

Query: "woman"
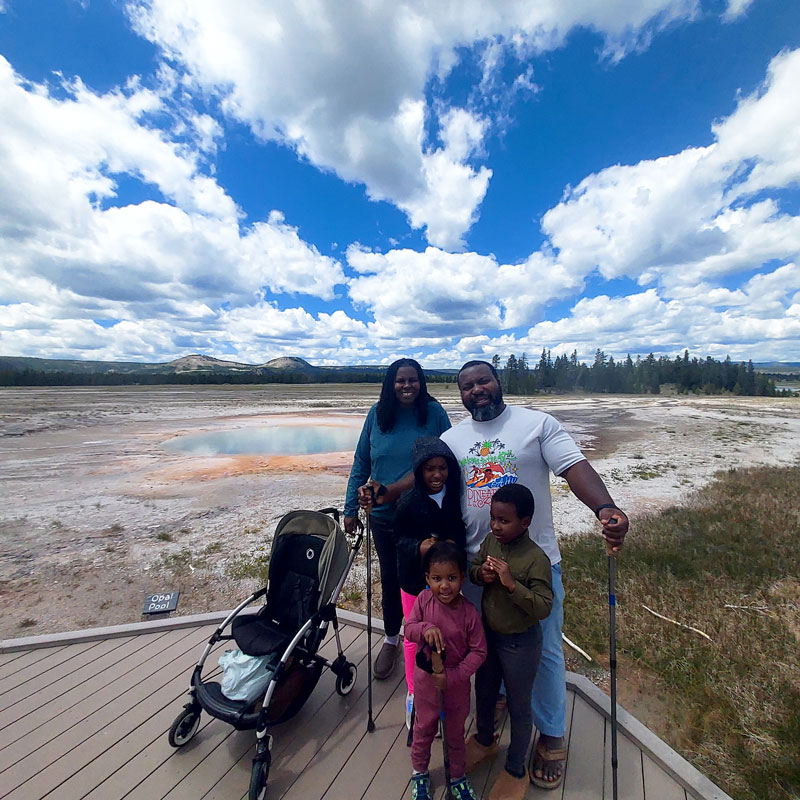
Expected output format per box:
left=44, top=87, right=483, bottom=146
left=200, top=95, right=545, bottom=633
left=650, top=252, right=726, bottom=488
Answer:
left=344, top=359, right=451, bottom=681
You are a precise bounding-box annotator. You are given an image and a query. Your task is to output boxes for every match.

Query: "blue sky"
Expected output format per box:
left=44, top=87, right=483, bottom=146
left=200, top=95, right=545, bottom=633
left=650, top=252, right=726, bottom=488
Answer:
left=1, top=0, right=798, bottom=366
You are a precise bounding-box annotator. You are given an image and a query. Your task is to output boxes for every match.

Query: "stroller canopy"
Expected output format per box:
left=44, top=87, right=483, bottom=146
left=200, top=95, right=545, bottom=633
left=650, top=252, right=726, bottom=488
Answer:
left=270, top=509, right=351, bottom=611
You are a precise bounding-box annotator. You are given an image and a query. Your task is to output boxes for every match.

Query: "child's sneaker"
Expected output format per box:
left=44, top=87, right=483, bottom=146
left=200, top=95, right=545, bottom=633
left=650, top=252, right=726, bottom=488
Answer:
left=449, top=775, right=478, bottom=800
left=410, top=771, right=432, bottom=800
left=405, top=691, right=414, bottom=730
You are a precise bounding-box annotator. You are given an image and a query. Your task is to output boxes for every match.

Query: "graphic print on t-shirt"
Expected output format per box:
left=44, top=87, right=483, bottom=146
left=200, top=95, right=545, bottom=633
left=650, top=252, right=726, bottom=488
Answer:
left=459, top=438, right=518, bottom=510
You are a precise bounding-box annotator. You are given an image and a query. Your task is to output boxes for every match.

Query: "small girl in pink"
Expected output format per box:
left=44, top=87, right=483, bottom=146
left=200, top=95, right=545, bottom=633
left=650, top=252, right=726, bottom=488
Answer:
left=404, top=541, right=487, bottom=800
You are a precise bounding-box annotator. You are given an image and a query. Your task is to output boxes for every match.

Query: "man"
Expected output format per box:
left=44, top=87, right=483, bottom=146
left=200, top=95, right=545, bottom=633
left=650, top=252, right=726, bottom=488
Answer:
left=440, top=360, right=628, bottom=789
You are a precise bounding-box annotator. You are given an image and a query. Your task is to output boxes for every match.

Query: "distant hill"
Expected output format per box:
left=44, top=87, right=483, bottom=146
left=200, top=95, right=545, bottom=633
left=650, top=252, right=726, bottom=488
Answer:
left=257, top=356, right=319, bottom=371
left=165, top=355, right=254, bottom=372
left=0, top=353, right=457, bottom=386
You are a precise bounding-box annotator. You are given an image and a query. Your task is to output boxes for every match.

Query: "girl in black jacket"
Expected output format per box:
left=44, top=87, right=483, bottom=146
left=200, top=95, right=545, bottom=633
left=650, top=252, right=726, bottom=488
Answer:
left=395, top=436, right=467, bottom=727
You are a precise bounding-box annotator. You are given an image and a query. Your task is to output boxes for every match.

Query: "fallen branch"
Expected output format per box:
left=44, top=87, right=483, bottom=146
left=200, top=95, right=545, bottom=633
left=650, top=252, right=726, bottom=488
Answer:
left=641, top=604, right=712, bottom=641
left=723, top=604, right=767, bottom=612
left=562, top=633, right=592, bottom=662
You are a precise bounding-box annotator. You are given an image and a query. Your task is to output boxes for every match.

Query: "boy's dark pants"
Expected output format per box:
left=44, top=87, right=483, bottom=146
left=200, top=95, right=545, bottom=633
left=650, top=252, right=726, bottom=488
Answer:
left=475, top=623, right=543, bottom=777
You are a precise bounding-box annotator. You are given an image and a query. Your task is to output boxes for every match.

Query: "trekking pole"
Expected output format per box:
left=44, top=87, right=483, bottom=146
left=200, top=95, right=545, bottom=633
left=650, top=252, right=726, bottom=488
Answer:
left=365, top=498, right=375, bottom=733
left=608, top=552, right=619, bottom=800
left=430, top=651, right=453, bottom=800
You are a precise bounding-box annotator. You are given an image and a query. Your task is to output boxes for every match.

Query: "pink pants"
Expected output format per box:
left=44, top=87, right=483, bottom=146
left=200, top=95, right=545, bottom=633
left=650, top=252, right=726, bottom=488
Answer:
left=410, top=668, right=470, bottom=778
left=401, top=589, right=417, bottom=693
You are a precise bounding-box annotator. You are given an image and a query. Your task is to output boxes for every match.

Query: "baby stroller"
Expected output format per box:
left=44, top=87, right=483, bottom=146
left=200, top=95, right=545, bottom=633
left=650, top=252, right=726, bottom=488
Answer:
left=167, top=508, right=361, bottom=800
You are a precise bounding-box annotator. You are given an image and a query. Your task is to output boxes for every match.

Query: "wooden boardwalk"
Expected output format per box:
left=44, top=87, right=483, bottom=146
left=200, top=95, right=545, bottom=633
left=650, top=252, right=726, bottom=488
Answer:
left=0, top=614, right=731, bottom=800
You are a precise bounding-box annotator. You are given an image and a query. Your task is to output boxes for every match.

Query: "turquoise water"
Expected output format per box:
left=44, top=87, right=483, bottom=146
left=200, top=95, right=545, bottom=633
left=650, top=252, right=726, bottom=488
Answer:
left=164, top=425, right=360, bottom=456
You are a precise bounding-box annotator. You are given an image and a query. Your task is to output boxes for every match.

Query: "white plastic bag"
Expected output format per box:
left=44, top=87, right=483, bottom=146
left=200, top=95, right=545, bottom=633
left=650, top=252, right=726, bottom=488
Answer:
left=218, top=649, right=277, bottom=704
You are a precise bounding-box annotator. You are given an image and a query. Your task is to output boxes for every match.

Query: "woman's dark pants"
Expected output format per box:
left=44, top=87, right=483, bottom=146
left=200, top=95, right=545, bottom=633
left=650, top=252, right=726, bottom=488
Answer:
left=475, top=623, right=543, bottom=777
left=369, top=514, right=403, bottom=638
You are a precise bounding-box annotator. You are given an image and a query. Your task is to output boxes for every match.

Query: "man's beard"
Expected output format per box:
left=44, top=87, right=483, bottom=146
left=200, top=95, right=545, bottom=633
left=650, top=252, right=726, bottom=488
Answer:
left=468, top=392, right=503, bottom=421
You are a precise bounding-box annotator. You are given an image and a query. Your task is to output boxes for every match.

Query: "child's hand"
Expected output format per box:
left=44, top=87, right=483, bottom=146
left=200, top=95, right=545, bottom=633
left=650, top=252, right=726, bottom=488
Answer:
left=419, top=537, right=438, bottom=558
left=486, top=555, right=516, bottom=592
left=424, top=626, right=445, bottom=653
left=478, top=560, right=498, bottom=584
left=432, top=670, right=447, bottom=691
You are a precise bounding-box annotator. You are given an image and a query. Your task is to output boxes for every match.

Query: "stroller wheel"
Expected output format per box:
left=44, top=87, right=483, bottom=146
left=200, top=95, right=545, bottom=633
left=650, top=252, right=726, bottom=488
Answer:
left=168, top=706, right=201, bottom=747
left=335, top=662, right=357, bottom=696
left=249, top=747, right=271, bottom=800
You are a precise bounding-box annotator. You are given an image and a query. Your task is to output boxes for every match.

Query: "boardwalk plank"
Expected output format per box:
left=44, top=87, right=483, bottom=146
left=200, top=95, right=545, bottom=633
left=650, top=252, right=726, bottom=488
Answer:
left=320, top=667, right=407, bottom=800
left=562, top=693, right=605, bottom=800
left=0, top=640, right=104, bottom=699
left=0, top=630, right=179, bottom=769
left=0, top=638, right=136, bottom=729
left=642, top=753, right=687, bottom=800
left=0, top=626, right=215, bottom=800
left=603, top=727, right=645, bottom=800
left=0, top=647, right=55, bottom=677
left=363, top=723, right=411, bottom=800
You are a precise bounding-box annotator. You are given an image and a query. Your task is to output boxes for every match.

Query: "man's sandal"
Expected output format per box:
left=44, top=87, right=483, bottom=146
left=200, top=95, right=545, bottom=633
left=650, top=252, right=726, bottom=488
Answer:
left=528, top=739, right=567, bottom=790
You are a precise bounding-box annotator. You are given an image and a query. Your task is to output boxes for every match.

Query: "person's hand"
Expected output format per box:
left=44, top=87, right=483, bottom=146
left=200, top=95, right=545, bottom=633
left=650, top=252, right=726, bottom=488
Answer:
left=343, top=516, right=362, bottom=535
left=599, top=508, right=629, bottom=554
left=357, top=480, right=387, bottom=510
left=419, top=537, right=437, bottom=558
left=432, top=670, right=447, bottom=691
left=477, top=561, right=498, bottom=584
left=424, top=626, right=445, bottom=653
left=486, top=555, right=515, bottom=592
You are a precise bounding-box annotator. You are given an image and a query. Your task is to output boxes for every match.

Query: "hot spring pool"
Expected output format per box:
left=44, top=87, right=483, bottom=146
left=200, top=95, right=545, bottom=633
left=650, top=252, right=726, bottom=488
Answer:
left=164, top=424, right=360, bottom=456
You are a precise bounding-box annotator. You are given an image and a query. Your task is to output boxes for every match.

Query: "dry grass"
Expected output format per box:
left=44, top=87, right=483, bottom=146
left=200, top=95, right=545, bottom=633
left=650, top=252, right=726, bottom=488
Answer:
left=561, top=463, right=800, bottom=800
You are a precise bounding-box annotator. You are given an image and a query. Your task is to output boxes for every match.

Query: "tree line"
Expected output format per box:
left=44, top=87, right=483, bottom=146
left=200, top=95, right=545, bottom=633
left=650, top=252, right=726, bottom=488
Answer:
left=491, top=349, right=785, bottom=396
left=0, top=351, right=791, bottom=396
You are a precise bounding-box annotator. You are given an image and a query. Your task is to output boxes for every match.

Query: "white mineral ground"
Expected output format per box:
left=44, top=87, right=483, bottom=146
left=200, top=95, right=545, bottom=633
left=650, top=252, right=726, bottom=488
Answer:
left=1, top=384, right=798, bottom=640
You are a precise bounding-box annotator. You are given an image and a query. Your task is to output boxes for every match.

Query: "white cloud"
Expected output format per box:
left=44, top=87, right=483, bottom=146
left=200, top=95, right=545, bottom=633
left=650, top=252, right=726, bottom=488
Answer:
left=0, top=56, right=345, bottom=316
left=539, top=48, right=800, bottom=293
left=126, top=0, right=704, bottom=248
left=722, top=0, right=755, bottom=22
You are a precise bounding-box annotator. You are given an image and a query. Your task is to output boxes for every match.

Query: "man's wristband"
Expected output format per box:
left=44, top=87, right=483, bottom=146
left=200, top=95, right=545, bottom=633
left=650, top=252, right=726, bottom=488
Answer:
left=595, top=503, right=620, bottom=519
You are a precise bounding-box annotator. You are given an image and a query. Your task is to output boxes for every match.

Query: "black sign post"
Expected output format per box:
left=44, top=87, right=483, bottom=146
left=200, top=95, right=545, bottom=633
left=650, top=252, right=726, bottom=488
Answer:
left=142, top=591, right=180, bottom=616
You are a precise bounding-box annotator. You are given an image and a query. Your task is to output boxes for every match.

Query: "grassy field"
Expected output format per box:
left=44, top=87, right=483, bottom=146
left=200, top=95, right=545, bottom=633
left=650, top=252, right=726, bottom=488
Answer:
left=561, top=463, right=800, bottom=800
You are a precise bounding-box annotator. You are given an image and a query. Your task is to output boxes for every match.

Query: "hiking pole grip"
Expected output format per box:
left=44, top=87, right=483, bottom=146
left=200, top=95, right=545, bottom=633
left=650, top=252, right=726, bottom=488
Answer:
left=608, top=553, right=618, bottom=800
left=430, top=650, right=443, bottom=674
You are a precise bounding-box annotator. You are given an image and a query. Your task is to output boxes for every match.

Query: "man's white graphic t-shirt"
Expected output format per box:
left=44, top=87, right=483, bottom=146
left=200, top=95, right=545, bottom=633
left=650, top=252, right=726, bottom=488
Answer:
left=440, top=405, right=584, bottom=565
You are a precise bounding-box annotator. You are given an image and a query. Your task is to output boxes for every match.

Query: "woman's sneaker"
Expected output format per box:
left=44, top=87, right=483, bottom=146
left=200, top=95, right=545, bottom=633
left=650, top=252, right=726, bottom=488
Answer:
left=449, top=776, right=478, bottom=800
left=405, top=692, right=414, bottom=730
left=410, top=771, right=432, bottom=800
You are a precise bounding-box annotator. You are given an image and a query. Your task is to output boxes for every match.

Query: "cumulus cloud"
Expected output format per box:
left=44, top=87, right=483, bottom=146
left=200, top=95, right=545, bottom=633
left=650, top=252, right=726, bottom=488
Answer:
left=346, top=244, right=582, bottom=343
left=540, top=48, right=800, bottom=293
left=126, top=0, right=704, bottom=248
left=347, top=48, right=800, bottom=363
left=0, top=55, right=347, bottom=360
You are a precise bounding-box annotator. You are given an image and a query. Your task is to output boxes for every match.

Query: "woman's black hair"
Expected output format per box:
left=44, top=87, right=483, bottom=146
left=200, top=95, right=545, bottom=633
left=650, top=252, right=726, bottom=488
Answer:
left=376, top=358, right=432, bottom=433
left=422, top=540, right=467, bottom=574
left=492, top=483, right=535, bottom=520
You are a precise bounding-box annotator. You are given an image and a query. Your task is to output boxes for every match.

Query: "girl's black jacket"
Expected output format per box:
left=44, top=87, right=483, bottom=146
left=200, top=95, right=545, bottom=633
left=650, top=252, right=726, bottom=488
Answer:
left=393, top=436, right=466, bottom=595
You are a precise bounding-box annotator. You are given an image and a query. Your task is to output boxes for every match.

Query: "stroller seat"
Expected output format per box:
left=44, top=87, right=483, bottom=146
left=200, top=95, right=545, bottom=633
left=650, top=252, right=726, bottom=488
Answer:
left=231, top=616, right=291, bottom=657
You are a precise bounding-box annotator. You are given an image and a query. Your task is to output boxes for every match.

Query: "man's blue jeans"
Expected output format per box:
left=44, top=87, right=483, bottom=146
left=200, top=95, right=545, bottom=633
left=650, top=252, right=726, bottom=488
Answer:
left=532, top=563, right=566, bottom=738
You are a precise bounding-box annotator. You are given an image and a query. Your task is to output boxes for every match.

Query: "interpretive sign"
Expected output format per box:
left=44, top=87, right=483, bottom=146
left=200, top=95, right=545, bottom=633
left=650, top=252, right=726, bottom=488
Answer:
left=142, top=591, right=180, bottom=615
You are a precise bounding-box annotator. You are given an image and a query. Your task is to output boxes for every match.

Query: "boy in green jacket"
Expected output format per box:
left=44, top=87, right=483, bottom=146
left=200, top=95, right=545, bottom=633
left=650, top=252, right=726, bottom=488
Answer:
left=465, top=483, right=553, bottom=800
